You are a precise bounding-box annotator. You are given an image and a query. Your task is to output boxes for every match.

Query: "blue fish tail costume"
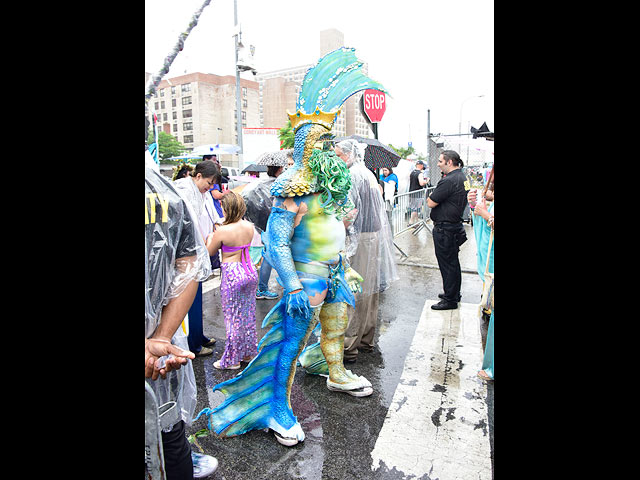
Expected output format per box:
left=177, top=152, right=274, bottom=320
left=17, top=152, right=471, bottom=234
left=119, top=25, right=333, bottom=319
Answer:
left=194, top=47, right=387, bottom=443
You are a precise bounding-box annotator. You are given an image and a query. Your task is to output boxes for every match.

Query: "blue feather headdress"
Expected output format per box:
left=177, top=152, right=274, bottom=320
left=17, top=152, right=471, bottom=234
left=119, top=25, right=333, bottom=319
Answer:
left=272, top=47, right=389, bottom=198
left=287, top=47, right=388, bottom=132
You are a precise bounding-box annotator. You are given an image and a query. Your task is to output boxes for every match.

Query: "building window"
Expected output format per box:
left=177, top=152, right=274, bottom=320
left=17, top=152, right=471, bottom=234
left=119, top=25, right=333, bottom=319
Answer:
left=171, top=86, right=176, bottom=95
left=172, top=111, right=177, bottom=120
left=182, top=96, right=192, bottom=106
left=242, top=87, right=247, bottom=98
left=162, top=113, right=167, bottom=122
left=160, top=101, right=165, bottom=109
left=160, top=89, right=164, bottom=97
left=183, top=122, right=193, bottom=131
left=242, top=99, right=248, bottom=108
left=182, top=109, right=192, bottom=118
left=154, top=102, right=159, bottom=110
left=172, top=99, right=176, bottom=108
left=183, top=135, right=194, bottom=143
left=181, top=83, right=191, bottom=93
left=172, top=124, right=178, bottom=132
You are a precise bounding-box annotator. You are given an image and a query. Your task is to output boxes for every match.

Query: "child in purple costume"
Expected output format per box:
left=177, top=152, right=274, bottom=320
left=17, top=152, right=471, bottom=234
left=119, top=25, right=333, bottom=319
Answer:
left=205, top=191, right=258, bottom=369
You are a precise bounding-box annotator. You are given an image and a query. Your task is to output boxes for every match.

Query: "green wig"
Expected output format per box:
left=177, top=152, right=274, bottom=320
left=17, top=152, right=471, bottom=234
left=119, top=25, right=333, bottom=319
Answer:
left=307, top=149, right=354, bottom=220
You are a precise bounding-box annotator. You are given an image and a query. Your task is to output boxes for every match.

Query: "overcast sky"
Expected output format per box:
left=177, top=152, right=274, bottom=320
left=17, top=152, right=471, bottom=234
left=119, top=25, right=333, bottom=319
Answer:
left=145, top=0, right=494, bottom=155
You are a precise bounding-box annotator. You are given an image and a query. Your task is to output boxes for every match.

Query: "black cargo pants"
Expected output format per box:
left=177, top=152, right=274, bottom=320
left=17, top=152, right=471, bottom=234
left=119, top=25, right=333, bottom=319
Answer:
left=432, top=222, right=467, bottom=304
left=162, top=420, right=193, bottom=480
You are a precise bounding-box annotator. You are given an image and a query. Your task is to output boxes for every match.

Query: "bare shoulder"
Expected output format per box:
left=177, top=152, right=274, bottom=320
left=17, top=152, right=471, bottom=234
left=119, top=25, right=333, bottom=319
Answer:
left=240, top=219, right=255, bottom=237
left=214, top=223, right=229, bottom=238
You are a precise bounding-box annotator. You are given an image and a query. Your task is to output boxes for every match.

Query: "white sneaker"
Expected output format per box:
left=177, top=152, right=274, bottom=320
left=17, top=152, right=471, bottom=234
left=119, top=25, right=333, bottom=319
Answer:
left=192, top=451, right=218, bottom=478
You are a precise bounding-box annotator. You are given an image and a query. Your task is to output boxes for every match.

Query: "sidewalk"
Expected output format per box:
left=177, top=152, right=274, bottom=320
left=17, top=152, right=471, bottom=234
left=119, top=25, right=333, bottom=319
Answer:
left=191, top=217, right=493, bottom=479
left=371, top=300, right=492, bottom=479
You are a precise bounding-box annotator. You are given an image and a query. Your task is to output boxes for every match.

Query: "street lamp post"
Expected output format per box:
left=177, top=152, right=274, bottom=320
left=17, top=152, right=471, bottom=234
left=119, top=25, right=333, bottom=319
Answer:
left=233, top=0, right=243, bottom=170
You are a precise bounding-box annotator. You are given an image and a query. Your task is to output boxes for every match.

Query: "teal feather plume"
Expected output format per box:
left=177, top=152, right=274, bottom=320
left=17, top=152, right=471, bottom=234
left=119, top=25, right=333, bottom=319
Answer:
left=296, top=47, right=388, bottom=114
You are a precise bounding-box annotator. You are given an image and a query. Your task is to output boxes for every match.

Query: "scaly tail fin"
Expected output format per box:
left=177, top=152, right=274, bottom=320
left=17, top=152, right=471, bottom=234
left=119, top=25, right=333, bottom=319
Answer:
left=198, top=298, right=318, bottom=441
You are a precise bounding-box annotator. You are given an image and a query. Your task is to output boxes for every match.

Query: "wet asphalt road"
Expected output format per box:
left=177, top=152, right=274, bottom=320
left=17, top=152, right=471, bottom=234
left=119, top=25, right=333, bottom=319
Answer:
left=187, top=221, right=493, bottom=479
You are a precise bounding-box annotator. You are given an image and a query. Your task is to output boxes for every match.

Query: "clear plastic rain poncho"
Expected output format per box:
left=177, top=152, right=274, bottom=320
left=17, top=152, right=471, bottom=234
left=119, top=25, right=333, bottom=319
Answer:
left=240, top=176, right=277, bottom=233
left=337, top=139, right=399, bottom=294
left=145, top=151, right=211, bottom=429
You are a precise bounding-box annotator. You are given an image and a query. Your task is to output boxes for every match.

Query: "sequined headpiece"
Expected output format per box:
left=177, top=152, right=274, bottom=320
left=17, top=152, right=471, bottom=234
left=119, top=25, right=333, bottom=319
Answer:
left=287, top=108, right=341, bottom=132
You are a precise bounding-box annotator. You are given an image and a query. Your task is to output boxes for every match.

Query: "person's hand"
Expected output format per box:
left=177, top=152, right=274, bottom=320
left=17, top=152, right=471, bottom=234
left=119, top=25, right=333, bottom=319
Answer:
left=345, top=267, right=363, bottom=294
left=474, top=196, right=490, bottom=220
left=467, top=189, right=477, bottom=206
left=145, top=338, right=195, bottom=380
left=344, top=208, right=358, bottom=223
left=286, top=289, right=311, bottom=319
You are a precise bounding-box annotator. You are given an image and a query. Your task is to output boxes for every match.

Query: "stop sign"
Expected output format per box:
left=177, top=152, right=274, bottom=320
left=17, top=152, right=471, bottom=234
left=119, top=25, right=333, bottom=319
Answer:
left=363, top=89, right=386, bottom=123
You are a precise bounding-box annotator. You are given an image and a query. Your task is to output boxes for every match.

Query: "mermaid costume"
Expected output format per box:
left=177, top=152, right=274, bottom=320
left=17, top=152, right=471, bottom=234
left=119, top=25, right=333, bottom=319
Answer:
left=195, top=47, right=388, bottom=445
left=218, top=243, right=259, bottom=368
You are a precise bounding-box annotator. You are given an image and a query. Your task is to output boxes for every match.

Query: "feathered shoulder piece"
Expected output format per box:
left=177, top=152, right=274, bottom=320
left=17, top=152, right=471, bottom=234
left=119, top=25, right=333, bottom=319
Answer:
left=272, top=47, right=388, bottom=198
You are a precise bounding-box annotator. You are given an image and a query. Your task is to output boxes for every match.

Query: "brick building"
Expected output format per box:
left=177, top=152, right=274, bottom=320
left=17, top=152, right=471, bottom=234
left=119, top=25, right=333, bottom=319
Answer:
left=147, top=72, right=259, bottom=151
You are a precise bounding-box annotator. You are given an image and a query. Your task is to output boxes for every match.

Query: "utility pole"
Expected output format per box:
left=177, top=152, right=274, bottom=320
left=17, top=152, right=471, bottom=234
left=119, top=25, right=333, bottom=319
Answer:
left=233, top=0, right=243, bottom=169
left=427, top=109, right=431, bottom=164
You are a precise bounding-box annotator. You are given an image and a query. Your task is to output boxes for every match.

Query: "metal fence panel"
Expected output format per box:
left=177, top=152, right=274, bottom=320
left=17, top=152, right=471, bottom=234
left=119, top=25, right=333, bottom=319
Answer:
left=389, top=186, right=436, bottom=237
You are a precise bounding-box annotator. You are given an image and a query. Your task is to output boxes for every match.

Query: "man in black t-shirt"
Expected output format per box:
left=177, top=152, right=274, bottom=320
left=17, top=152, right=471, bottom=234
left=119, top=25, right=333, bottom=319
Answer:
left=426, top=151, right=470, bottom=310
left=408, top=160, right=429, bottom=225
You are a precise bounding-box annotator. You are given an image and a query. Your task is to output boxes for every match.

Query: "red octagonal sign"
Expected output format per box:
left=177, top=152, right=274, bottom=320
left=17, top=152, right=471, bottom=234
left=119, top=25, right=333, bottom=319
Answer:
left=363, top=89, right=386, bottom=123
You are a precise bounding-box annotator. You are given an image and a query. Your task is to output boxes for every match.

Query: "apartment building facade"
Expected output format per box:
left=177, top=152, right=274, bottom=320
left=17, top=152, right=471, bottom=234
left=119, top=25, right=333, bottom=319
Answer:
left=147, top=72, right=260, bottom=151
left=145, top=29, right=375, bottom=156
left=255, top=28, right=375, bottom=139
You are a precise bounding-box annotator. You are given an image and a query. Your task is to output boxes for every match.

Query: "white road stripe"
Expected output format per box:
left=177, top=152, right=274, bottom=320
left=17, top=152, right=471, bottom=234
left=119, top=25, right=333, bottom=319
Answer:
left=202, top=274, right=221, bottom=294
left=371, top=300, right=492, bottom=479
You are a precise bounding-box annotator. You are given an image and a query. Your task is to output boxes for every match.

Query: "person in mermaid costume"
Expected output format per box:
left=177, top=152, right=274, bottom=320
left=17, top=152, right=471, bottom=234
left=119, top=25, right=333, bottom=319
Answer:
left=194, top=47, right=388, bottom=447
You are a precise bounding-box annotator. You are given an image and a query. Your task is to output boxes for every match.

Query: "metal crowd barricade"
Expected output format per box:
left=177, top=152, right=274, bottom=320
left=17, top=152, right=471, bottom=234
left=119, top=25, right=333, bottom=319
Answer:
left=390, top=186, right=435, bottom=235
left=145, top=381, right=180, bottom=479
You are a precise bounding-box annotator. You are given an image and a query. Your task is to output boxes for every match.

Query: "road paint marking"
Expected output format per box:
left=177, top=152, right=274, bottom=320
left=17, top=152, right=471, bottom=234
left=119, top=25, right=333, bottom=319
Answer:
left=202, top=274, right=221, bottom=294
left=370, top=300, right=492, bottom=479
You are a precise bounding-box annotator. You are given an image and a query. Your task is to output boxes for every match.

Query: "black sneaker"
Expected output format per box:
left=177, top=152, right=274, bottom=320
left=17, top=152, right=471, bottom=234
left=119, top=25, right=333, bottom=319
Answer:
left=431, top=300, right=458, bottom=310
left=438, top=293, right=462, bottom=302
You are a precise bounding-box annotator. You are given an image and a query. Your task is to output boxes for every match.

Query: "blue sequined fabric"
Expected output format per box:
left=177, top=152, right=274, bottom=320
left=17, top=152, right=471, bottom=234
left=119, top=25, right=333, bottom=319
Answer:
left=219, top=261, right=259, bottom=367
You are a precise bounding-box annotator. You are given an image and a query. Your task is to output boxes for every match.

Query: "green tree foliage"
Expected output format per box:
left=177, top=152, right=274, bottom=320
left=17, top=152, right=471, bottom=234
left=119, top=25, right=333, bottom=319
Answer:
left=388, top=143, right=427, bottom=162
left=388, top=144, right=414, bottom=159
left=147, top=128, right=186, bottom=161
left=278, top=120, right=294, bottom=149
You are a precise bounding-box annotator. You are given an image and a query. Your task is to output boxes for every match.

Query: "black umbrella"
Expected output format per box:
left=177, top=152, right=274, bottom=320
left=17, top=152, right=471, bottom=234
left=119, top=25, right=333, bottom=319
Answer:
left=333, top=135, right=401, bottom=170
left=241, top=164, right=268, bottom=174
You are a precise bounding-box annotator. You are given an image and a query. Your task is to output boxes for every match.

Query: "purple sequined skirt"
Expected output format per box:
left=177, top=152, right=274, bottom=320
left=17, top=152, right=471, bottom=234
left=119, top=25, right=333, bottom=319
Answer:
left=219, top=261, right=258, bottom=367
